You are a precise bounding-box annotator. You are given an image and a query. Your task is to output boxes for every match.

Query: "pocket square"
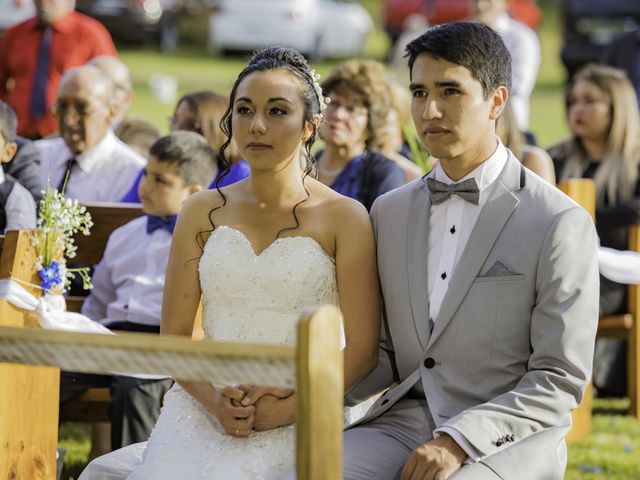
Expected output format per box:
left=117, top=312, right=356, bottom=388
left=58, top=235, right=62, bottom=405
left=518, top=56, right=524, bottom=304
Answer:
left=480, top=261, right=521, bottom=277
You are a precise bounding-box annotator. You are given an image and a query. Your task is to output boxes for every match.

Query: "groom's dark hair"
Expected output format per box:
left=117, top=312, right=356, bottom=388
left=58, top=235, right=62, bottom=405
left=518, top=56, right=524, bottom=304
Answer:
left=405, top=21, right=512, bottom=99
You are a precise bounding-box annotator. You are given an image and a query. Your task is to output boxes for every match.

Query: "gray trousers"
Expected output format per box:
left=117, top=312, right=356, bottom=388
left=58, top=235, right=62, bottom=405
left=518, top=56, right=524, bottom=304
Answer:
left=283, top=398, right=501, bottom=479
left=60, top=372, right=173, bottom=450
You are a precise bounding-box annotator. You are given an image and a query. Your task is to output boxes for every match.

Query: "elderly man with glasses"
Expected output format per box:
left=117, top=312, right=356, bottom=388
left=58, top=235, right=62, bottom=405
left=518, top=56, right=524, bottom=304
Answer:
left=36, top=65, right=145, bottom=201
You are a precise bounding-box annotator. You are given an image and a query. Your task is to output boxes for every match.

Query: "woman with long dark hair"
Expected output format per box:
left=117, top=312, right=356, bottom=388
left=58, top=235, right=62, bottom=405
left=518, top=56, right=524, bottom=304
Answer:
left=81, top=47, right=380, bottom=480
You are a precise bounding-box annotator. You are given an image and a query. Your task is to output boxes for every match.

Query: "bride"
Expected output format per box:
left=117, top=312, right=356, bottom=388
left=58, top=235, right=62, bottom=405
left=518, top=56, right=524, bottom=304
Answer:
left=80, top=46, right=380, bottom=479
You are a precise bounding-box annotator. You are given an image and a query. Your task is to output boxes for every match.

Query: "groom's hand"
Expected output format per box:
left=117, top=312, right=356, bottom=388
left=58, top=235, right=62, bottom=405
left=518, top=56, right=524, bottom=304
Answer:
left=401, top=434, right=467, bottom=480
left=253, top=393, right=296, bottom=431
left=238, top=385, right=295, bottom=406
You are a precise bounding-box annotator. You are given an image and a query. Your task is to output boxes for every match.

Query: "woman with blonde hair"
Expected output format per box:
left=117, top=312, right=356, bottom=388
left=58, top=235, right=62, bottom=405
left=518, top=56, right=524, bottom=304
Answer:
left=548, top=63, right=640, bottom=397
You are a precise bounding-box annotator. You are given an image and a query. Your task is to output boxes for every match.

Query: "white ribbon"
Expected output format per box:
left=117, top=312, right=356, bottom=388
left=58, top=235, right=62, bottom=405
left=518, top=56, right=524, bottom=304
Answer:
left=0, top=278, right=114, bottom=335
left=0, top=278, right=170, bottom=379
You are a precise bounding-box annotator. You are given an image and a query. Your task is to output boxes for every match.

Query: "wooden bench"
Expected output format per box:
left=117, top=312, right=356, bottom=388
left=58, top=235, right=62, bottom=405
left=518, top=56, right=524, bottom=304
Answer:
left=598, top=231, right=640, bottom=419
left=558, top=179, right=595, bottom=442
left=560, top=178, right=640, bottom=442
left=63, top=202, right=145, bottom=423
left=66, top=201, right=144, bottom=314
left=0, top=230, right=60, bottom=479
left=0, top=229, right=343, bottom=479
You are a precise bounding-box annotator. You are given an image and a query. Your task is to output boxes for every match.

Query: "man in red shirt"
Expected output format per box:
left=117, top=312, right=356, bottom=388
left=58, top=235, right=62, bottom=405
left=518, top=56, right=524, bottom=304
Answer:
left=0, top=0, right=117, bottom=139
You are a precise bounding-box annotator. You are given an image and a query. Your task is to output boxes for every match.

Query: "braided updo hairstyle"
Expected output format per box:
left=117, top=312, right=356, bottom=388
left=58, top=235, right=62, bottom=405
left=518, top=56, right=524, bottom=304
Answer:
left=200, top=47, right=323, bottom=248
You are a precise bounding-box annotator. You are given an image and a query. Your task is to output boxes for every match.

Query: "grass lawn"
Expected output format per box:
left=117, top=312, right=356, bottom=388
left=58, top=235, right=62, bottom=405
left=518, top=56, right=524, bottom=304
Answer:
left=59, top=398, right=640, bottom=480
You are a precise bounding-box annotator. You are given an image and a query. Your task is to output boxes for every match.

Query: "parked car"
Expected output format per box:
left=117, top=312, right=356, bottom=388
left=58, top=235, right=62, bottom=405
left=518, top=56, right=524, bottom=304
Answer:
left=75, top=0, right=181, bottom=51
left=208, top=0, right=373, bottom=60
left=561, top=0, right=640, bottom=78
left=383, top=0, right=541, bottom=44
left=0, top=0, right=35, bottom=35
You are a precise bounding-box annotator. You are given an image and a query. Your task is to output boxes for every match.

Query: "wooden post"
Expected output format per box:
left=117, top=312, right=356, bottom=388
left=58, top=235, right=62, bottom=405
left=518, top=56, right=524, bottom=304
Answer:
left=296, top=305, right=343, bottom=480
left=559, top=179, right=595, bottom=442
left=627, top=225, right=640, bottom=418
left=0, top=231, right=60, bottom=480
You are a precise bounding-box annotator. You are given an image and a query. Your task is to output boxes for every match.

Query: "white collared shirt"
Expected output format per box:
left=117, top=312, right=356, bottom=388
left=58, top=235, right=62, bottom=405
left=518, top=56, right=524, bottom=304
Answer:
left=36, top=130, right=145, bottom=202
left=81, top=216, right=171, bottom=327
left=0, top=167, right=37, bottom=233
left=427, top=140, right=508, bottom=462
left=427, top=140, right=508, bottom=322
left=494, top=13, right=541, bottom=130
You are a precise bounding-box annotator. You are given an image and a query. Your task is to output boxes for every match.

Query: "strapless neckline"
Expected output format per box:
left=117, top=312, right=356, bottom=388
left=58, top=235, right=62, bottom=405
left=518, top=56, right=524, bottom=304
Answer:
left=212, top=225, right=334, bottom=263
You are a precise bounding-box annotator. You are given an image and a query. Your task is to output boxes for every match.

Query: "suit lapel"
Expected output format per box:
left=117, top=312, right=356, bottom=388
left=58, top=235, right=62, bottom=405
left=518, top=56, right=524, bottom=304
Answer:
left=407, top=180, right=431, bottom=349
left=427, top=153, right=522, bottom=348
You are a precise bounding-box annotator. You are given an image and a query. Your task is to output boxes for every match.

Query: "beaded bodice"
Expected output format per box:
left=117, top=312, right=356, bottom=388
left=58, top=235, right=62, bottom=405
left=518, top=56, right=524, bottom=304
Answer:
left=198, top=226, right=338, bottom=346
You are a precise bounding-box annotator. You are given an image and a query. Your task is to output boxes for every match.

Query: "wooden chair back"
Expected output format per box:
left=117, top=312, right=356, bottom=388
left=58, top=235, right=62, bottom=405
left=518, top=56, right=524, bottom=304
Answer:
left=0, top=230, right=60, bottom=479
left=598, top=226, right=640, bottom=419
left=66, top=202, right=143, bottom=313
left=558, top=179, right=595, bottom=442
left=72, top=202, right=144, bottom=266
left=0, top=304, right=344, bottom=480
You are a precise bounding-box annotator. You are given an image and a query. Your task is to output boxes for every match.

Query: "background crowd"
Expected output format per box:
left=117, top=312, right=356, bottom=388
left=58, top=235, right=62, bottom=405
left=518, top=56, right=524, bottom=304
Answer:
left=1, top=0, right=640, bottom=478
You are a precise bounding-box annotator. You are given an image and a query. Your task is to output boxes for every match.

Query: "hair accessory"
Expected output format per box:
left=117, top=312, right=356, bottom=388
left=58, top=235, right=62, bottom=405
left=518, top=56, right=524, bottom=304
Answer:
left=310, top=70, right=330, bottom=114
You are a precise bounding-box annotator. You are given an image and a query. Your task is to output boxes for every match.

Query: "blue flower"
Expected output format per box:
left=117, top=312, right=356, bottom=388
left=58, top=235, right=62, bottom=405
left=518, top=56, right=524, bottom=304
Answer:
left=39, top=261, right=63, bottom=292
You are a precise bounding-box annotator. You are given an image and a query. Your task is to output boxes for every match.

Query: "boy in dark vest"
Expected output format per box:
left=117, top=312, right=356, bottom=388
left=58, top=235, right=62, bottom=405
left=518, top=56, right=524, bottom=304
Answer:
left=0, top=101, right=36, bottom=233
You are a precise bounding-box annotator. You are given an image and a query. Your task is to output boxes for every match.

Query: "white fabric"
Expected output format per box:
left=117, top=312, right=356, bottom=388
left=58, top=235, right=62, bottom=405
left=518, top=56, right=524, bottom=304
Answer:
left=81, top=225, right=340, bottom=480
left=36, top=131, right=145, bottom=202
left=0, top=278, right=113, bottom=334
left=427, top=140, right=507, bottom=321
left=494, top=13, right=541, bottom=131
left=82, top=217, right=170, bottom=328
left=0, top=167, right=36, bottom=233
left=598, top=245, right=640, bottom=285
left=426, top=141, right=507, bottom=462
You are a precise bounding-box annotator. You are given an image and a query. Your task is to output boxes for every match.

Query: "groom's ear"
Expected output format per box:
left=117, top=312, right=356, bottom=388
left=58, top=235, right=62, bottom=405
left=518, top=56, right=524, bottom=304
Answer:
left=489, top=86, right=509, bottom=120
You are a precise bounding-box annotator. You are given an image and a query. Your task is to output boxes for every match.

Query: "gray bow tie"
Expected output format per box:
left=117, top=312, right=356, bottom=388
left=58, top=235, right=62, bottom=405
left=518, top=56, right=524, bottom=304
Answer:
left=426, top=177, right=480, bottom=205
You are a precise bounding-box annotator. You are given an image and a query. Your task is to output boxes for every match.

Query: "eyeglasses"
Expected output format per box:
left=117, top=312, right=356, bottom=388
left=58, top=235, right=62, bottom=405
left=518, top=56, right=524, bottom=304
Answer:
left=325, top=99, right=368, bottom=116
left=51, top=101, right=107, bottom=118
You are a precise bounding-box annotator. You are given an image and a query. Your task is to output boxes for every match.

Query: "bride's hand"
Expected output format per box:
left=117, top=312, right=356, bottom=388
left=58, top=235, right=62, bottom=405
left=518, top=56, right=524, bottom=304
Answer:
left=253, top=393, right=296, bottom=431
left=210, top=386, right=256, bottom=437
left=238, top=385, right=295, bottom=406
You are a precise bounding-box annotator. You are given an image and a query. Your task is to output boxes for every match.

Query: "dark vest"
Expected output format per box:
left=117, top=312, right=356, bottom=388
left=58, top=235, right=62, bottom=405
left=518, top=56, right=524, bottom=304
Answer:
left=0, top=178, right=16, bottom=231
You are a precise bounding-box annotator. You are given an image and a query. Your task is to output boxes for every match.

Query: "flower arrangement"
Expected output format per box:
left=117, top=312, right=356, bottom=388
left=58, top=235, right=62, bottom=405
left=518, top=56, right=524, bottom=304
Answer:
left=31, top=186, right=93, bottom=294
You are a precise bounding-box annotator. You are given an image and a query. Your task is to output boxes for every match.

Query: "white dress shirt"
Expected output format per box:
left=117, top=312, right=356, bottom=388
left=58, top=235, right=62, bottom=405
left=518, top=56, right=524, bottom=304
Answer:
left=0, top=167, right=37, bottom=233
left=81, top=216, right=171, bottom=327
left=426, top=140, right=508, bottom=461
left=494, top=13, right=541, bottom=131
left=36, top=130, right=145, bottom=202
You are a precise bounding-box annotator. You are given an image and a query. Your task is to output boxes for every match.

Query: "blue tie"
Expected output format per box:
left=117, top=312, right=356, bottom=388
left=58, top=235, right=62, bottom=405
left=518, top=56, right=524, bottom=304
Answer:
left=29, top=26, right=53, bottom=120
left=146, top=215, right=177, bottom=234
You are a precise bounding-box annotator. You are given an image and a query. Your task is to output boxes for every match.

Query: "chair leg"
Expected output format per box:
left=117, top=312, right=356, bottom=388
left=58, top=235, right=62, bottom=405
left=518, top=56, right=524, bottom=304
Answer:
left=567, top=382, right=592, bottom=443
left=88, top=423, right=111, bottom=461
left=629, top=327, right=640, bottom=418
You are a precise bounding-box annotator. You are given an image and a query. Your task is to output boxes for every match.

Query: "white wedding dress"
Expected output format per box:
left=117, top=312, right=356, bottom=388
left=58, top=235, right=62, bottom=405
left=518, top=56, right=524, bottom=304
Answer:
left=80, top=225, right=339, bottom=480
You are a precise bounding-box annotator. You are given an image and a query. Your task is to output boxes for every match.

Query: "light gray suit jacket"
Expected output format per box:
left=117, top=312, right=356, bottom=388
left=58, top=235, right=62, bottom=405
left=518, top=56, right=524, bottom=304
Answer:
left=347, top=152, right=599, bottom=479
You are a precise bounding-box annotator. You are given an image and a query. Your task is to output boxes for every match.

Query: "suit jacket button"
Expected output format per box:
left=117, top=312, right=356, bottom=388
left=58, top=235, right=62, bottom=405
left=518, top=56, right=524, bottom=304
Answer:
left=496, top=440, right=503, bottom=447
left=508, top=434, right=514, bottom=442
left=381, top=399, right=389, bottom=406
left=424, top=357, right=435, bottom=369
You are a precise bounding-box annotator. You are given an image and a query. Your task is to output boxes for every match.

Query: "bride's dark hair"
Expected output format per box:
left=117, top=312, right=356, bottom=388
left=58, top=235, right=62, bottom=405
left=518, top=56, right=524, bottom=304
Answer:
left=198, top=47, right=323, bottom=250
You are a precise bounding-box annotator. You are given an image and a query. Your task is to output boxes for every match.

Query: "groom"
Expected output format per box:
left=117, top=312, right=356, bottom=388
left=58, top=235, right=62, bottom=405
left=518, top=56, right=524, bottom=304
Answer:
left=342, top=22, right=599, bottom=480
